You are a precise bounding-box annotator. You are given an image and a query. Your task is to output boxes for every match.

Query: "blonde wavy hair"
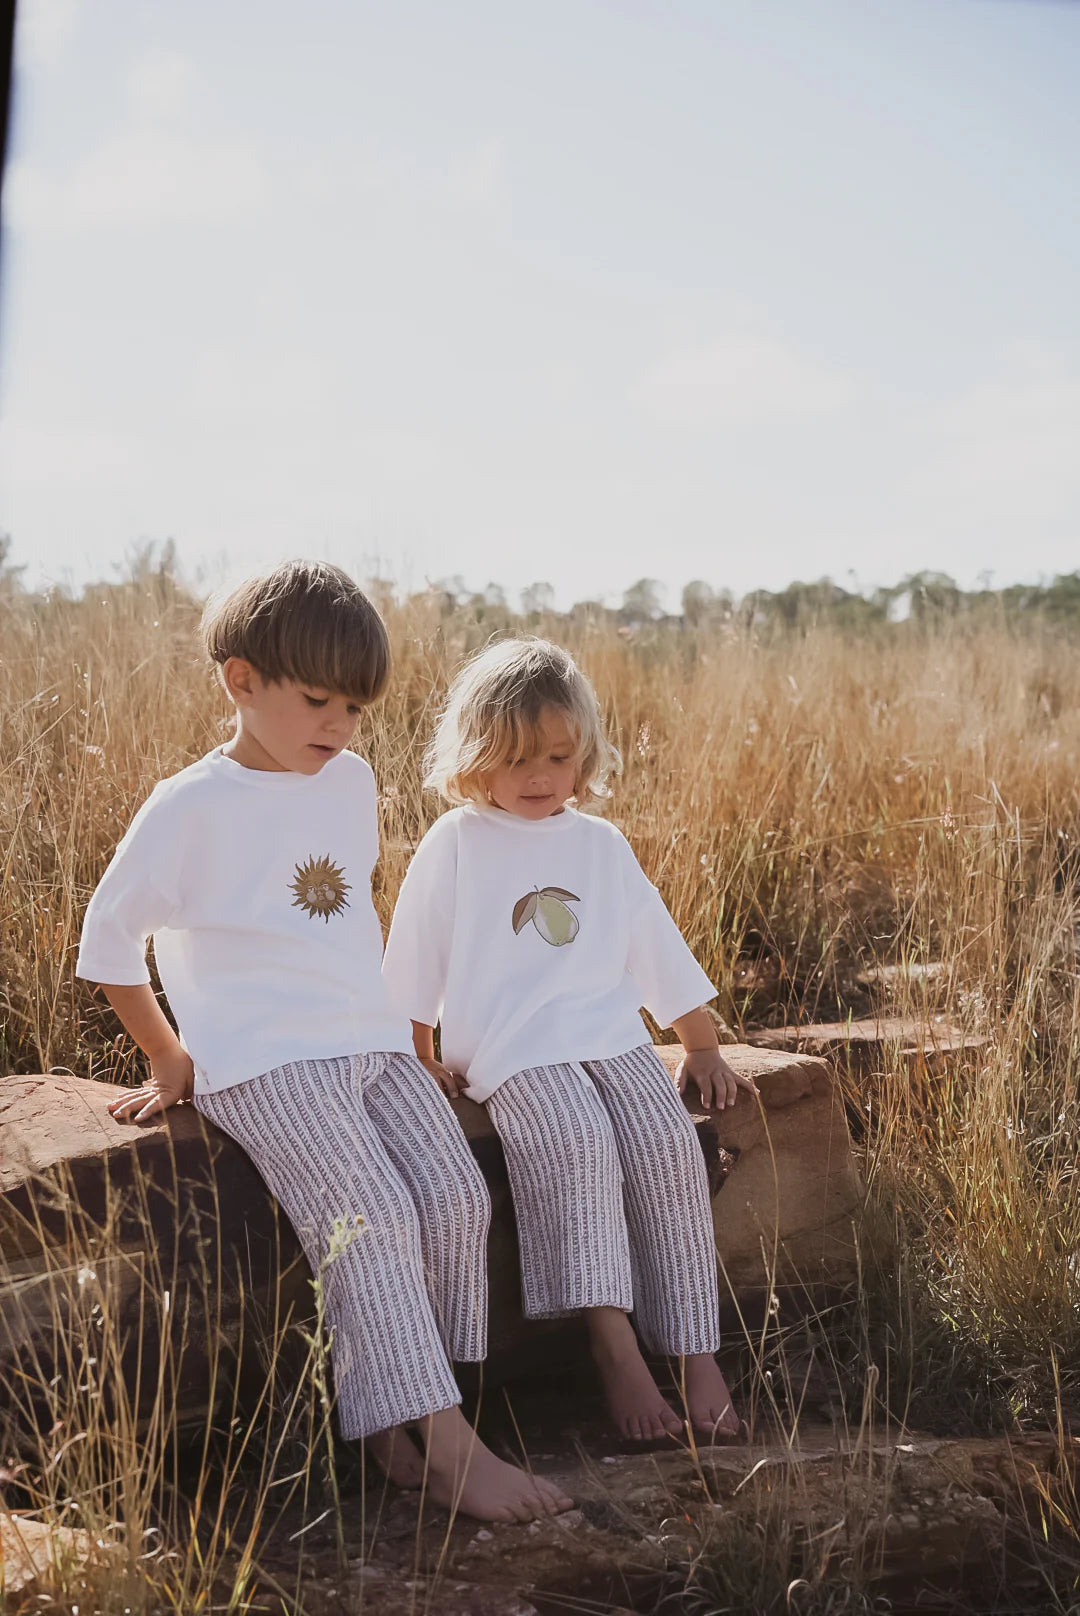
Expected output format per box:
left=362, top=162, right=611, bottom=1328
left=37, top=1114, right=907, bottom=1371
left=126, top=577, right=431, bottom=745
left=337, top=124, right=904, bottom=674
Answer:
left=425, top=638, right=622, bottom=807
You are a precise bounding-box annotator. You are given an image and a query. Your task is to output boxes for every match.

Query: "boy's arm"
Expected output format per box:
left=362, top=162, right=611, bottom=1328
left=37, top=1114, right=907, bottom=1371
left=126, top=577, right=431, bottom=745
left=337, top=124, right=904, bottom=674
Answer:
left=410, top=1020, right=467, bottom=1099
left=78, top=781, right=192, bottom=1121
left=670, top=1006, right=759, bottom=1111
left=102, top=984, right=195, bottom=1121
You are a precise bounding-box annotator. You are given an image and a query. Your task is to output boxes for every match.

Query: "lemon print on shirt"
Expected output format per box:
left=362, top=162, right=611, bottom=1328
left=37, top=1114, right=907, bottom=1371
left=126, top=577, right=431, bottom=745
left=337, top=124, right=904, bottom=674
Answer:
left=290, top=854, right=351, bottom=922
left=512, top=886, right=580, bottom=947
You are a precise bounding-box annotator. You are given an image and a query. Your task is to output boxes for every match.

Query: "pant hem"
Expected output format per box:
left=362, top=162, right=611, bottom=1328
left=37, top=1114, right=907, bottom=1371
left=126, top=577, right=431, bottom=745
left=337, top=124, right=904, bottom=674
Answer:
left=340, top=1389, right=462, bottom=1442
left=522, top=1298, right=634, bottom=1321
left=638, top=1336, right=723, bottom=1358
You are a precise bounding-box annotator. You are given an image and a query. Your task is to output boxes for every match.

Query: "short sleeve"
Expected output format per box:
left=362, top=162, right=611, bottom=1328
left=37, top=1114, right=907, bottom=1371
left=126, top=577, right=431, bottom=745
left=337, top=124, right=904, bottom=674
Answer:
left=382, top=816, right=458, bottom=1027
left=350, top=755, right=381, bottom=873
left=618, top=833, right=717, bottom=1026
left=76, top=783, right=188, bottom=985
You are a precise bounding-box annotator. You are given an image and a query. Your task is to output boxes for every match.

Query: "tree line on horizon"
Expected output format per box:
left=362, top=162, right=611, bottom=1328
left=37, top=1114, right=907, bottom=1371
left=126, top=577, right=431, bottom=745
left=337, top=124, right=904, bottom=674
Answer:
left=5, top=533, right=1080, bottom=635
left=431, top=567, right=1080, bottom=633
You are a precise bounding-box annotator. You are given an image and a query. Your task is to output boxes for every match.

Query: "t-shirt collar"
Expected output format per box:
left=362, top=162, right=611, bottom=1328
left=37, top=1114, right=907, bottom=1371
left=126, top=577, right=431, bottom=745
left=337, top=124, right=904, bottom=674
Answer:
left=207, top=746, right=339, bottom=789
left=468, top=801, right=580, bottom=832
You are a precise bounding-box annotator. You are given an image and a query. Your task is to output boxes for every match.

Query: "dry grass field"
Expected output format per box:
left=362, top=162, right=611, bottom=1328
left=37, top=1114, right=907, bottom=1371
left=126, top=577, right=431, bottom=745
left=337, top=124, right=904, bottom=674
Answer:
left=3, top=556, right=1080, bottom=1610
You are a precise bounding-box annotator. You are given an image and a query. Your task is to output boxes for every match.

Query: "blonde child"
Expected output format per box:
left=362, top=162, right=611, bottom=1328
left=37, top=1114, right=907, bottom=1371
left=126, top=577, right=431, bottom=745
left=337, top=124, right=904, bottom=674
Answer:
left=382, top=638, right=757, bottom=1442
left=78, top=563, right=572, bottom=1522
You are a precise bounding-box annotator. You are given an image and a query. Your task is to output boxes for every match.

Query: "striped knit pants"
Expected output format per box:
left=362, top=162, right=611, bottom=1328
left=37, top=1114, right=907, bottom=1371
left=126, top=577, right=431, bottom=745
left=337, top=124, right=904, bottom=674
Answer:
left=485, top=1044, right=721, bottom=1357
left=195, top=1051, right=490, bottom=1440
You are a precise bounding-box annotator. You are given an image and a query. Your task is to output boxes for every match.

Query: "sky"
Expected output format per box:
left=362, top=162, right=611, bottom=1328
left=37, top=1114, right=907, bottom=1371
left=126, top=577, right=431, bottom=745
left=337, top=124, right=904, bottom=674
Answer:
left=1, top=0, right=1078, bottom=610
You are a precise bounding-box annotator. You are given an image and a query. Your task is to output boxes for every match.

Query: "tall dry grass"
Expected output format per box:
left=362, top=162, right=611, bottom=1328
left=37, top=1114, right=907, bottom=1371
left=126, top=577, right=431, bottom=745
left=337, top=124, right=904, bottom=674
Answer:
left=1, top=1142, right=362, bottom=1614
left=2, top=561, right=1080, bottom=1606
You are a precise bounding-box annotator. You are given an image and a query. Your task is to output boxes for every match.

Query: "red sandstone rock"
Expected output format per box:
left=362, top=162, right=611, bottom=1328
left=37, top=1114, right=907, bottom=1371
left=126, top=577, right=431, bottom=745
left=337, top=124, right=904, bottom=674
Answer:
left=745, top=1015, right=986, bottom=1073
left=1, top=1048, right=862, bottom=1427
left=652, top=1044, right=864, bottom=1296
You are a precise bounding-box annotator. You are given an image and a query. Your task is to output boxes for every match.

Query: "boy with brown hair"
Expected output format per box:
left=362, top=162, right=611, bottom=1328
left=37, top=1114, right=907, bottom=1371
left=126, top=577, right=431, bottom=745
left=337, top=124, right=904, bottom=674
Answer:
left=78, top=559, right=571, bottom=1523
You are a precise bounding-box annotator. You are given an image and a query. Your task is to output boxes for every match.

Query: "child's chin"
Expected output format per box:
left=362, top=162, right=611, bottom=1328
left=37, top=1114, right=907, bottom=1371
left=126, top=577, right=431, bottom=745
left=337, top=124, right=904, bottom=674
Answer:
left=299, top=749, right=335, bottom=772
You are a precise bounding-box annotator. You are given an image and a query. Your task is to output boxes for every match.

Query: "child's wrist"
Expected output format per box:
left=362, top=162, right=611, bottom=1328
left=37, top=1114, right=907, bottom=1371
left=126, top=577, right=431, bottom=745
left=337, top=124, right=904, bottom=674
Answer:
left=680, top=1038, right=720, bottom=1057
left=146, top=1036, right=185, bottom=1063
left=672, top=1006, right=718, bottom=1054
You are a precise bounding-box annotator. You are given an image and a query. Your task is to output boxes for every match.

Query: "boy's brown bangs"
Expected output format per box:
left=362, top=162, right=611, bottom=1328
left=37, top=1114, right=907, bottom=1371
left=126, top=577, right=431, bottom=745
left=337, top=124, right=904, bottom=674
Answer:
left=203, top=562, right=391, bottom=702
left=261, top=601, right=391, bottom=700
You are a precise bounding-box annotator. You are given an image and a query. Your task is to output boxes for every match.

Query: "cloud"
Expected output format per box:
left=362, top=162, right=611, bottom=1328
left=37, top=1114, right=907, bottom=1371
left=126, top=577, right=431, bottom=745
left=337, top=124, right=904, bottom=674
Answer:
left=4, top=100, right=501, bottom=240
left=630, top=332, right=855, bottom=429
left=14, top=0, right=82, bottom=69
left=4, top=129, right=269, bottom=233
left=6, top=40, right=266, bottom=236
left=127, top=48, right=197, bottom=124
left=909, top=347, right=1080, bottom=535
left=0, top=419, right=137, bottom=487
left=444, top=138, right=505, bottom=209
left=185, top=348, right=333, bottom=422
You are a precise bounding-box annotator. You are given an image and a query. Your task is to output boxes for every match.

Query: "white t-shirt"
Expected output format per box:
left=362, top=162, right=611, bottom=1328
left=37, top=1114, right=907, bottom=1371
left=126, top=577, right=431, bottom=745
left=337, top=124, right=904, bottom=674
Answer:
left=77, top=747, right=412, bottom=1095
left=381, top=803, right=716, bottom=1101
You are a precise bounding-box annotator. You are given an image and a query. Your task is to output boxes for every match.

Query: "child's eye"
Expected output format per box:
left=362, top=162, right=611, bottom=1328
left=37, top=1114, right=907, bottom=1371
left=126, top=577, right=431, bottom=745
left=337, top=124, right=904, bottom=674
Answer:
left=303, top=694, right=328, bottom=708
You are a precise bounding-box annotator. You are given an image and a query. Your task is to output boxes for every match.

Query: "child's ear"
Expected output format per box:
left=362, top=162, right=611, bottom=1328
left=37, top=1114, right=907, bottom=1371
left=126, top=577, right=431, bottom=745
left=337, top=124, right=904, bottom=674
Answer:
left=221, top=657, right=259, bottom=707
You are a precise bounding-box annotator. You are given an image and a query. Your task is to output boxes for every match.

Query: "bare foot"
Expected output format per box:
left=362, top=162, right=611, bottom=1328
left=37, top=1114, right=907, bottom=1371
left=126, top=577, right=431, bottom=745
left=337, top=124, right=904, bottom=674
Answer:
left=679, top=1353, right=744, bottom=1440
left=417, top=1407, right=574, bottom=1523
left=366, top=1424, right=427, bottom=1489
left=587, top=1308, right=683, bottom=1441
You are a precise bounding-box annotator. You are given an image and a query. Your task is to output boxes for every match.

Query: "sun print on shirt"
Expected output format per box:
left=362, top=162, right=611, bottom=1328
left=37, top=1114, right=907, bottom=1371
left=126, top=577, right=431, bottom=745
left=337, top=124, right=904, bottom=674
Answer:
left=512, top=886, right=580, bottom=946
left=290, top=854, right=351, bottom=922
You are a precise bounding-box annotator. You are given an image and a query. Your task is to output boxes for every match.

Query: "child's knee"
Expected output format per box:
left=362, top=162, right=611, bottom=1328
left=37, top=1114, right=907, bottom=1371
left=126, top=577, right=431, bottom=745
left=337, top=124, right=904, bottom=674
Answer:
left=554, top=1108, right=620, bottom=1182
left=340, top=1174, right=422, bottom=1254
left=412, top=1148, right=492, bottom=1236
left=447, top=1154, right=492, bottom=1235
left=652, top=1111, right=707, bottom=1177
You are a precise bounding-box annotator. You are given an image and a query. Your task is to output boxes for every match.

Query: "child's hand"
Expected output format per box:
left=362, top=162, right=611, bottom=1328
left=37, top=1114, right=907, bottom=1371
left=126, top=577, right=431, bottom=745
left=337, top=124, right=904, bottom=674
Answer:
left=676, top=1049, right=760, bottom=1111
left=419, top=1057, right=467, bottom=1099
left=106, top=1049, right=195, bottom=1123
